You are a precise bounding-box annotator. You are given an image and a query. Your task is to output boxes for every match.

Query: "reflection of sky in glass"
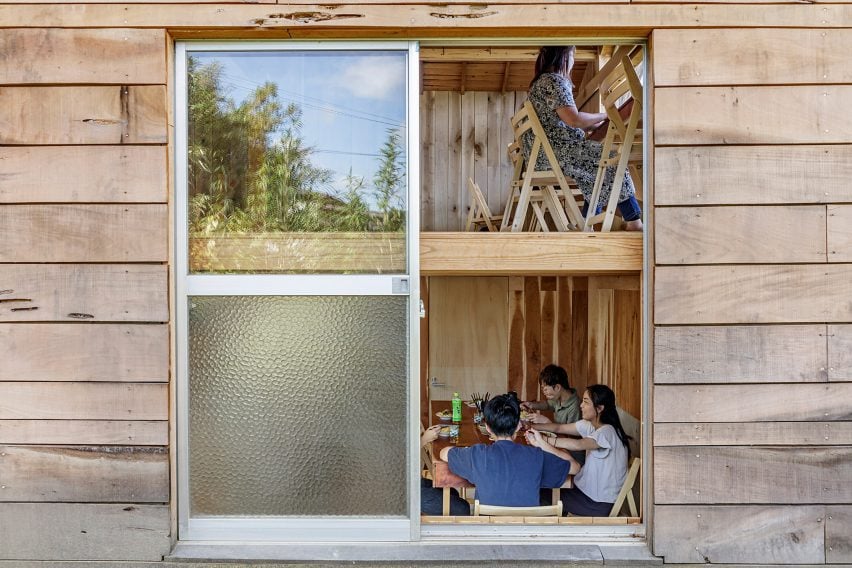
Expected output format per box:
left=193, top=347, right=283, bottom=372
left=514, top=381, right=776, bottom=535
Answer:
left=191, top=51, right=407, bottom=206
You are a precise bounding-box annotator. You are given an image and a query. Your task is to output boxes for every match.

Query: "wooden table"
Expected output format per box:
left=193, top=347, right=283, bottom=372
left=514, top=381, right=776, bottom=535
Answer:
left=428, top=401, right=570, bottom=515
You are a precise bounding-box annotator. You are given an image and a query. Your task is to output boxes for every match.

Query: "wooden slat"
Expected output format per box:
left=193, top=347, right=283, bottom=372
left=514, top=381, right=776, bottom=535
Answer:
left=654, top=422, right=852, bottom=446
left=654, top=265, right=852, bottom=324
left=827, top=506, right=852, bottom=563
left=0, top=29, right=165, bottom=85
left=0, top=420, right=167, bottom=445
left=653, top=29, right=852, bottom=86
left=433, top=91, right=450, bottom=231
left=556, top=277, right=573, bottom=378
left=0, top=445, right=168, bottom=502
left=0, top=264, right=168, bottom=322
left=571, top=279, right=590, bottom=396
left=654, top=325, right=828, bottom=383
left=654, top=505, right=825, bottom=564
left=655, top=446, right=852, bottom=504
left=0, top=205, right=167, bottom=262
left=0, top=146, right=167, bottom=203
left=828, top=325, right=852, bottom=381
left=447, top=91, right=464, bottom=231
left=507, top=277, right=525, bottom=398
left=654, top=384, right=852, bottom=423
left=828, top=205, right=852, bottom=262
left=655, top=145, right=852, bottom=206
left=0, top=323, right=168, bottom=382
left=0, top=503, right=170, bottom=561
left=420, top=232, right=642, bottom=275
left=655, top=206, right=826, bottom=264
left=420, top=91, right=435, bottom=231
left=523, top=277, right=541, bottom=402
left=0, top=86, right=167, bottom=145
left=613, top=289, right=641, bottom=419
left=656, top=86, right=852, bottom=145
left=0, top=382, right=168, bottom=420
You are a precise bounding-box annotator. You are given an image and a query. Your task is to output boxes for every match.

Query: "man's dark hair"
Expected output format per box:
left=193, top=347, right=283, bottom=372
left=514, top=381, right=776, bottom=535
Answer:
left=539, top=364, right=571, bottom=391
left=483, top=393, right=521, bottom=437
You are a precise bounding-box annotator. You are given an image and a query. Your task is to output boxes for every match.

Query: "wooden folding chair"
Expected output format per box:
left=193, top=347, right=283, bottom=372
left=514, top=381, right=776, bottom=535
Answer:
left=609, top=457, right=641, bottom=517
left=474, top=499, right=563, bottom=517
left=503, top=101, right=584, bottom=232
left=465, top=178, right=503, bottom=232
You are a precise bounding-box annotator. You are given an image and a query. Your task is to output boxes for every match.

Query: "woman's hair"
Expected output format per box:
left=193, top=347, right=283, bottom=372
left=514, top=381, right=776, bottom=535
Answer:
left=483, top=393, right=521, bottom=437
left=538, top=364, right=572, bottom=391
left=531, top=46, right=576, bottom=87
left=585, top=384, right=632, bottom=457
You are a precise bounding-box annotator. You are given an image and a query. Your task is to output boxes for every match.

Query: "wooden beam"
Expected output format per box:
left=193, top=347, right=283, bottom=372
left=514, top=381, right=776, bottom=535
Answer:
left=0, top=29, right=166, bottom=85
left=654, top=422, right=852, bottom=446
left=420, top=46, right=597, bottom=63
left=0, top=420, right=168, bottom=445
left=0, top=382, right=168, bottom=420
left=500, top=61, right=511, bottom=93
left=420, top=232, right=642, bottom=275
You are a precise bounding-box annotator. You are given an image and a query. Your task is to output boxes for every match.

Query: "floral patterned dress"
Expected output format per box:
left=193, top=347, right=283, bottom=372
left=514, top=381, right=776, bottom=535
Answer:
left=524, top=72, right=635, bottom=207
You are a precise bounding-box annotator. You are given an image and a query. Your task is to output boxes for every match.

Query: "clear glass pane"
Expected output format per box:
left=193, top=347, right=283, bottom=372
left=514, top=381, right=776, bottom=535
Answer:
left=187, top=50, right=408, bottom=274
left=188, top=295, right=408, bottom=517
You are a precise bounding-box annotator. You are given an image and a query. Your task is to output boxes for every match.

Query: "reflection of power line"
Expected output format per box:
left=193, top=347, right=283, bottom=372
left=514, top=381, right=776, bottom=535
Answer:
left=221, top=72, right=405, bottom=128
left=315, top=149, right=383, bottom=157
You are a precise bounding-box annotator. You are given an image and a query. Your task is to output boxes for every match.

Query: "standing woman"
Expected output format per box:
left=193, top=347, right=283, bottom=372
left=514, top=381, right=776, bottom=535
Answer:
left=524, top=46, right=642, bottom=231
left=528, top=384, right=630, bottom=516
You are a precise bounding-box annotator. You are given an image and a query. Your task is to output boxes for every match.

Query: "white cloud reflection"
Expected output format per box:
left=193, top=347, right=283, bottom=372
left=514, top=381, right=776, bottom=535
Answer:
left=340, top=57, right=406, bottom=101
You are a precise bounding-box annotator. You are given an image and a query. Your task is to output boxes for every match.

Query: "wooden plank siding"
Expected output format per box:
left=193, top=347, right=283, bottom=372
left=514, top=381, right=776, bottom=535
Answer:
left=0, top=25, right=169, bottom=562
left=652, top=26, right=852, bottom=565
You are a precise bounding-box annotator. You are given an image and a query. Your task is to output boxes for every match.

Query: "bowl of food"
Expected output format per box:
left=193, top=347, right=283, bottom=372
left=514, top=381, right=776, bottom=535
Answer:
left=435, top=409, right=452, bottom=421
left=438, top=426, right=452, bottom=438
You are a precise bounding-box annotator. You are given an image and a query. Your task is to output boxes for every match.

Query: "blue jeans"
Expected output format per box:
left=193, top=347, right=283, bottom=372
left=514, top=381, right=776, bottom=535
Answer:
left=582, top=195, right=642, bottom=222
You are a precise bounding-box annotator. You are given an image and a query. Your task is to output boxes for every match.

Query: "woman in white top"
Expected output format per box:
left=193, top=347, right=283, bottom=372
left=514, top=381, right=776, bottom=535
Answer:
left=528, top=384, right=630, bottom=516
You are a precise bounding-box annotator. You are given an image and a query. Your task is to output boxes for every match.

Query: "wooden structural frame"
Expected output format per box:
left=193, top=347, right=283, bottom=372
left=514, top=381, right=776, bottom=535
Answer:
left=0, top=2, right=851, bottom=565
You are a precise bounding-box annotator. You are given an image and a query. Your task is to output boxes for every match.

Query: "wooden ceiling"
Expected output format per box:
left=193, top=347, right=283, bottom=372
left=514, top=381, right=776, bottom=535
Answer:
left=420, top=46, right=596, bottom=93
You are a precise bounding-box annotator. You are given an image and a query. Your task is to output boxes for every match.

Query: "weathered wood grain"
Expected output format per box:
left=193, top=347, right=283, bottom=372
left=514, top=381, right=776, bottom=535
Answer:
left=0, top=29, right=165, bottom=85
left=654, top=265, right=852, bottom=324
left=655, top=206, right=826, bottom=264
left=827, top=506, right=852, bottom=563
left=0, top=420, right=167, bottom=445
left=420, top=232, right=642, bottom=275
left=0, top=323, right=168, bottom=382
left=654, top=505, right=825, bottom=564
left=0, top=382, right=167, bottom=420
left=0, top=146, right=167, bottom=203
left=0, top=445, right=168, bottom=502
left=655, top=145, right=852, bottom=205
left=0, top=205, right=167, bottom=262
left=0, top=264, right=168, bottom=322
left=0, top=86, right=167, bottom=144
left=656, top=86, right=852, bottom=145
left=828, top=325, right=852, bottom=381
left=653, top=29, right=852, bottom=86
left=655, top=446, right=852, bottom=504
left=523, top=277, right=542, bottom=403
left=653, top=422, right=852, bottom=446
left=828, top=205, right=852, bottom=262
left=654, top=325, right=828, bottom=383
left=654, top=384, right=852, bottom=422
left=0, top=503, right=170, bottom=561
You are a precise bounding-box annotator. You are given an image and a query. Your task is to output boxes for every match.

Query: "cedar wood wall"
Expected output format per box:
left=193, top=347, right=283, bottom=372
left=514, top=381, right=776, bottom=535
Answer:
left=0, top=2, right=851, bottom=563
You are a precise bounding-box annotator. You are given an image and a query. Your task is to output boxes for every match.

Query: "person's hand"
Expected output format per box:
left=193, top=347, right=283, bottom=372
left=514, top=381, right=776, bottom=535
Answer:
left=525, top=428, right=548, bottom=449
left=520, top=401, right=532, bottom=410
left=421, top=424, right=441, bottom=446
left=528, top=411, right=551, bottom=424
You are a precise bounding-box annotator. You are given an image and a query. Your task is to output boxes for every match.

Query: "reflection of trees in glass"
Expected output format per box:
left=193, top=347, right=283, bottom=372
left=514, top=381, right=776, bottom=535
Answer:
left=188, top=56, right=406, bottom=234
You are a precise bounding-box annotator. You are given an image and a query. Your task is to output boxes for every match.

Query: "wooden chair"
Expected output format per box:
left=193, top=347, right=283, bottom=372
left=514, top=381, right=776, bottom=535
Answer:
left=609, top=457, right=641, bottom=517
left=503, top=101, right=584, bottom=232
left=464, top=178, right=502, bottom=232
left=473, top=499, right=563, bottom=517
left=420, top=421, right=434, bottom=480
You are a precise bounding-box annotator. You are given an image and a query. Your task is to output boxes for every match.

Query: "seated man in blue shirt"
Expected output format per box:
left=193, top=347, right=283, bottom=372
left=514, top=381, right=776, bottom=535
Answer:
left=439, top=393, right=578, bottom=507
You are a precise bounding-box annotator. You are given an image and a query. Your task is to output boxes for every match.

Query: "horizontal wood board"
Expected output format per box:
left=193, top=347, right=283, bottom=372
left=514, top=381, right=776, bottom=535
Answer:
left=654, top=265, right=852, bottom=324
left=828, top=205, right=852, bottom=263
left=654, top=422, right=852, bottom=446
left=0, top=445, right=168, bottom=502
left=656, top=85, right=852, bottom=145
left=0, top=382, right=168, bottom=420
left=655, top=206, right=826, bottom=264
left=654, top=145, right=852, bottom=206
left=0, top=205, right=167, bottom=262
left=828, top=325, right=852, bottom=381
left=654, top=383, right=852, bottom=422
left=0, top=86, right=167, bottom=145
left=654, top=325, right=828, bottom=383
left=0, top=264, right=168, bottom=322
left=0, top=323, right=168, bottom=382
left=0, top=503, right=170, bottom=561
left=0, top=28, right=165, bottom=85
left=654, top=446, right=852, bottom=504
left=827, top=506, right=852, bottom=563
left=0, top=420, right=168, bottom=445
left=0, top=146, right=168, bottom=203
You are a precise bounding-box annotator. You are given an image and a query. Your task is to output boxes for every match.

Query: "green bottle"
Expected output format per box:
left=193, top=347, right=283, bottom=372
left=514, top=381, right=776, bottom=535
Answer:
left=451, top=392, right=462, bottom=423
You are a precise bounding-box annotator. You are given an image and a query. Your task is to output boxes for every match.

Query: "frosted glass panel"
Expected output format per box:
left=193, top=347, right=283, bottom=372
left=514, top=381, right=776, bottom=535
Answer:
left=188, top=295, right=408, bottom=516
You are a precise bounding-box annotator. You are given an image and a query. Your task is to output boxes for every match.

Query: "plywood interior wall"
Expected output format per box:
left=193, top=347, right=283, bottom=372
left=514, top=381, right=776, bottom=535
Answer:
left=422, top=275, right=641, bottom=425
